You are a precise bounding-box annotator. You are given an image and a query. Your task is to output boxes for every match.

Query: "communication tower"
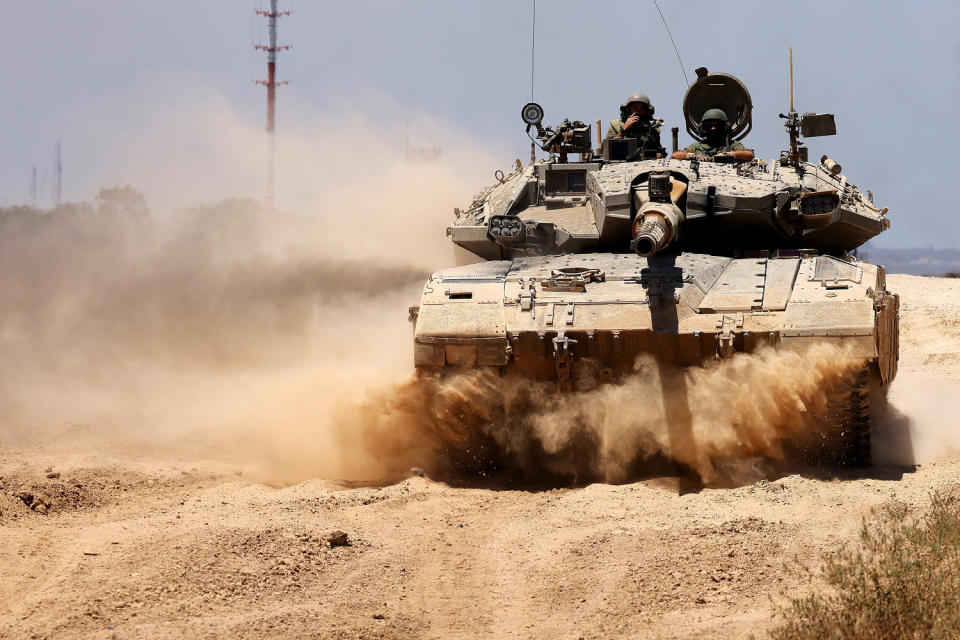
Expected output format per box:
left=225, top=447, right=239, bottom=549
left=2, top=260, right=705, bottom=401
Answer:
left=404, top=120, right=442, bottom=163
left=255, top=0, right=291, bottom=203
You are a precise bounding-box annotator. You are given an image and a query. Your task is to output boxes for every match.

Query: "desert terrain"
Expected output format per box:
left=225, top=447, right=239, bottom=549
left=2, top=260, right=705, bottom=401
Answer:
left=0, top=271, right=958, bottom=640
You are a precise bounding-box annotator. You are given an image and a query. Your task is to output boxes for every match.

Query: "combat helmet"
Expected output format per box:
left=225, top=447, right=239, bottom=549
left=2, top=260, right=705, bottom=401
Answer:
left=621, top=93, right=655, bottom=115
left=700, top=108, right=729, bottom=124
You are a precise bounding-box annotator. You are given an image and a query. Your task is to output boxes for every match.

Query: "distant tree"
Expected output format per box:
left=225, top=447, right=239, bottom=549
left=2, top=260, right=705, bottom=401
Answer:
left=95, top=185, right=149, bottom=218
left=0, top=204, right=43, bottom=217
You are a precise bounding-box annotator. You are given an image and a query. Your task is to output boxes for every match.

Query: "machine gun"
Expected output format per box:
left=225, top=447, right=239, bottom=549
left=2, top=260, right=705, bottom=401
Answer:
left=521, top=102, right=592, bottom=163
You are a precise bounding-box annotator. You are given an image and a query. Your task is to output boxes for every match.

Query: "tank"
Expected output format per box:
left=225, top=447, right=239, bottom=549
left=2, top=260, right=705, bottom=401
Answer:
left=410, top=68, right=899, bottom=467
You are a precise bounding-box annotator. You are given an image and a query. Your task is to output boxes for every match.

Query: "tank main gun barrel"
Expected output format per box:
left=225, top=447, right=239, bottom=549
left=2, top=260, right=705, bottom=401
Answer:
left=631, top=171, right=685, bottom=257
left=632, top=215, right=669, bottom=256
left=631, top=202, right=684, bottom=257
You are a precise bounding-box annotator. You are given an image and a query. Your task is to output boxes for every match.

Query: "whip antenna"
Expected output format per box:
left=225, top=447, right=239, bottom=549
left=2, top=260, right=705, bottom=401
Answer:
left=527, top=0, right=537, bottom=163
left=530, top=0, right=536, bottom=102
left=789, top=45, right=795, bottom=110
left=652, top=0, right=689, bottom=88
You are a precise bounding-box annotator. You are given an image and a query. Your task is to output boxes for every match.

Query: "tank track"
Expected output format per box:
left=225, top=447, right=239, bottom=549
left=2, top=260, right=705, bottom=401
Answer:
left=806, top=363, right=878, bottom=468
left=830, top=365, right=873, bottom=467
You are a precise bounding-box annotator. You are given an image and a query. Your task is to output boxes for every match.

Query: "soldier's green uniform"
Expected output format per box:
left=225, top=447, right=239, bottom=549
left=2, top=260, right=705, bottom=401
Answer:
left=605, top=92, right=667, bottom=159
left=682, top=108, right=750, bottom=160
left=682, top=139, right=747, bottom=158
left=606, top=119, right=626, bottom=139
left=606, top=119, right=666, bottom=158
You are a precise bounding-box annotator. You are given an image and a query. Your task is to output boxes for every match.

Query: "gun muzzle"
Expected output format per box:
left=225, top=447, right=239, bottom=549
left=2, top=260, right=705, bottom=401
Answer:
left=631, top=202, right=684, bottom=257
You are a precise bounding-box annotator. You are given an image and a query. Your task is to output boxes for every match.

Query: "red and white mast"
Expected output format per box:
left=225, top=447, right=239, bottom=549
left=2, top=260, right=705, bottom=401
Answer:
left=255, top=0, right=290, bottom=203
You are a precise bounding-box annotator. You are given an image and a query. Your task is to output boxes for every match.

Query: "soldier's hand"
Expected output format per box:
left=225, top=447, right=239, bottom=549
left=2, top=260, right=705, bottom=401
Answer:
left=623, top=114, right=641, bottom=131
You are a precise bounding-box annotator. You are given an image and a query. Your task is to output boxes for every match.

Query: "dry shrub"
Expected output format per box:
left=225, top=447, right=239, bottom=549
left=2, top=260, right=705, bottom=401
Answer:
left=770, top=488, right=960, bottom=640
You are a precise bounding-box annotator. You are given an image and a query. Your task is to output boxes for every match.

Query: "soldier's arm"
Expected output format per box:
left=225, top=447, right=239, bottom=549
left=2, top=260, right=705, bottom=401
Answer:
left=672, top=145, right=701, bottom=160
left=605, top=121, right=621, bottom=140
left=715, top=146, right=755, bottom=162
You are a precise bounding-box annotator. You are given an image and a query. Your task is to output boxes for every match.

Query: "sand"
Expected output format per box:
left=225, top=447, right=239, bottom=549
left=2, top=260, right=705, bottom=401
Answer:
left=1, top=273, right=958, bottom=640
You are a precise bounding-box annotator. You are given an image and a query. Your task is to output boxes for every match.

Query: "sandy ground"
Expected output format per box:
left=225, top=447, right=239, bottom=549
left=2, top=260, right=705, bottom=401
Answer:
left=1, top=273, right=958, bottom=640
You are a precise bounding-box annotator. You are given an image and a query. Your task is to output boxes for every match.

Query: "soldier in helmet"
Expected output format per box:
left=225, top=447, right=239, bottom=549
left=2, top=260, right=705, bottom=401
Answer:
left=672, top=108, right=755, bottom=162
left=606, top=93, right=667, bottom=159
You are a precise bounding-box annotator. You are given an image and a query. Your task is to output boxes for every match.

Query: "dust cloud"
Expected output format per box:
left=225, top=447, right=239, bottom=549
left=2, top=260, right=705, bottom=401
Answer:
left=0, top=101, right=504, bottom=483
left=0, top=199, right=426, bottom=471
left=339, top=344, right=865, bottom=487
left=878, top=373, right=960, bottom=465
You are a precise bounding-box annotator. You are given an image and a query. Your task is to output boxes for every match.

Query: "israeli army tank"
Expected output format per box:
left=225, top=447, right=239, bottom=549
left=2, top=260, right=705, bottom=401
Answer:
left=409, top=68, right=898, bottom=467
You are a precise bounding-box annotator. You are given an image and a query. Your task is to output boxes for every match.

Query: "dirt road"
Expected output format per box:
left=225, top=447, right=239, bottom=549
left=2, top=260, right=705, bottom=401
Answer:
left=1, top=274, right=958, bottom=640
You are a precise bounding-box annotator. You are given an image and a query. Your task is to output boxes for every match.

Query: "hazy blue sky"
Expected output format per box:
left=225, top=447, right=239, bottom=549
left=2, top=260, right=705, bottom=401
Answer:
left=1, top=1, right=957, bottom=248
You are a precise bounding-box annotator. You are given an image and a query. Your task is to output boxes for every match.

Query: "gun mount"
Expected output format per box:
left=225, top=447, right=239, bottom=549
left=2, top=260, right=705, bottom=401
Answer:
left=523, top=103, right=593, bottom=163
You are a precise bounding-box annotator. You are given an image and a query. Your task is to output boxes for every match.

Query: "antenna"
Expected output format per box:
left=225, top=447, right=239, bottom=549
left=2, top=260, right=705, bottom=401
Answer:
left=530, top=0, right=536, bottom=102
left=529, top=0, right=536, bottom=163
left=789, top=45, right=794, bottom=111
left=255, top=0, right=291, bottom=204
left=30, top=166, right=37, bottom=209
left=652, top=0, right=689, bottom=88
left=780, top=46, right=803, bottom=167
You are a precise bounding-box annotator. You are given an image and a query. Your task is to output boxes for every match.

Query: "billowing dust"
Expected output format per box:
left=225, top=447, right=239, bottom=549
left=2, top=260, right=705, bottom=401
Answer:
left=0, top=194, right=869, bottom=487
left=0, top=195, right=429, bottom=475
left=339, top=344, right=864, bottom=487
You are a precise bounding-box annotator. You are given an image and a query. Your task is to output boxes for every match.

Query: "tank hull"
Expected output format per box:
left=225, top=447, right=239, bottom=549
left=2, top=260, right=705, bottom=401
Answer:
left=412, top=252, right=899, bottom=391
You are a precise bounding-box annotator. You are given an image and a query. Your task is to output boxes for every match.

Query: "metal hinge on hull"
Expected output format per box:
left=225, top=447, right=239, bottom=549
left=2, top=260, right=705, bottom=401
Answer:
left=518, top=278, right=537, bottom=317
left=715, top=314, right=744, bottom=358
left=553, top=333, right=577, bottom=392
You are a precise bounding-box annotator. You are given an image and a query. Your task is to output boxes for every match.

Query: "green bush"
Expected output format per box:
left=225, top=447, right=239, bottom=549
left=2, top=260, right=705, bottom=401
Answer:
left=770, top=489, right=960, bottom=640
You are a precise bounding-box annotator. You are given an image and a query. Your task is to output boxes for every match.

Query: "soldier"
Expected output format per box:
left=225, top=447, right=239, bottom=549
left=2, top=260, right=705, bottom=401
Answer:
left=606, top=93, right=666, bottom=159
left=671, top=108, right=754, bottom=162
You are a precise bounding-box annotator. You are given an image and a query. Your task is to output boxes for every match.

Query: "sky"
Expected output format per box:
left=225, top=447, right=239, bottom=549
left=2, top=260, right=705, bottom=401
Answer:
left=0, top=0, right=957, bottom=248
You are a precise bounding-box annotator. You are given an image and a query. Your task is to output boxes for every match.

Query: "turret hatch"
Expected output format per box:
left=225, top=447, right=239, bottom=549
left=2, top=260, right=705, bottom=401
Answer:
left=682, top=68, right=753, bottom=142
